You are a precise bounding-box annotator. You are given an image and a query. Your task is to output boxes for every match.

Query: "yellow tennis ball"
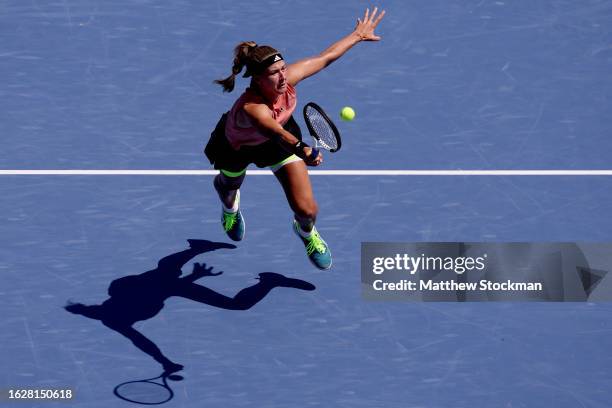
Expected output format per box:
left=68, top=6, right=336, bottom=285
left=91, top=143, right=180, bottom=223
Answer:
left=340, top=106, right=355, bottom=121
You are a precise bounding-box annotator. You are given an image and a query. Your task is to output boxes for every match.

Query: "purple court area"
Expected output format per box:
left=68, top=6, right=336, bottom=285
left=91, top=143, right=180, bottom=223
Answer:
left=2, top=1, right=612, bottom=407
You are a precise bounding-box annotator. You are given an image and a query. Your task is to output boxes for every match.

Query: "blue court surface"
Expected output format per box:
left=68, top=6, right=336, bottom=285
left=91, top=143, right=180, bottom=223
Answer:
left=2, top=1, right=612, bottom=407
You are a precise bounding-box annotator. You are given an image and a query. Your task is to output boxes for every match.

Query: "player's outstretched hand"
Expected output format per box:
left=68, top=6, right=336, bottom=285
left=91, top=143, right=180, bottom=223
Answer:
left=353, top=7, right=386, bottom=41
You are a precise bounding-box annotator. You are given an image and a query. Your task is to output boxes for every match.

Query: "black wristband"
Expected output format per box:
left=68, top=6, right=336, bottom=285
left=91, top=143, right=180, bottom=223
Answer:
left=293, top=140, right=309, bottom=156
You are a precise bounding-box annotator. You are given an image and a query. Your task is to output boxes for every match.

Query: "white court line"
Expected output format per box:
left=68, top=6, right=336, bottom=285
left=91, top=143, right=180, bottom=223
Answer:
left=1, top=170, right=612, bottom=176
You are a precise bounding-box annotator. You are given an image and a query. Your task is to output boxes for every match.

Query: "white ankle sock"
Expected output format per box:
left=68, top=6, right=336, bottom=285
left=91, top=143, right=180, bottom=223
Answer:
left=295, top=222, right=314, bottom=238
left=222, top=191, right=240, bottom=213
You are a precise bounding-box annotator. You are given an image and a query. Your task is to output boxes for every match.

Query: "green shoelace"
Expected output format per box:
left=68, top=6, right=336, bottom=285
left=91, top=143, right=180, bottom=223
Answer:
left=304, top=231, right=327, bottom=255
left=223, top=211, right=238, bottom=232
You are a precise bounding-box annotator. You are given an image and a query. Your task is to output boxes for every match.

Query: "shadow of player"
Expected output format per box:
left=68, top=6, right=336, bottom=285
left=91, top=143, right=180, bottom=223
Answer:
left=64, top=239, right=315, bottom=374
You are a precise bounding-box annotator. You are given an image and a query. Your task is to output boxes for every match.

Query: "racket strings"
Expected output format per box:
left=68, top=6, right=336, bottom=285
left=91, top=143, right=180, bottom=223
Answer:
left=305, top=107, right=339, bottom=151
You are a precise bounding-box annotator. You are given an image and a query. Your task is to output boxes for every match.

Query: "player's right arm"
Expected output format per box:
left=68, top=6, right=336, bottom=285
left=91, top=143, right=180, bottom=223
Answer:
left=243, top=102, right=323, bottom=166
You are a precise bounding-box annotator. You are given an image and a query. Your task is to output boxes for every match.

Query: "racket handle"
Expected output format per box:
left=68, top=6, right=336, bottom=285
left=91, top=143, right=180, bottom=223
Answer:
left=309, top=148, right=320, bottom=160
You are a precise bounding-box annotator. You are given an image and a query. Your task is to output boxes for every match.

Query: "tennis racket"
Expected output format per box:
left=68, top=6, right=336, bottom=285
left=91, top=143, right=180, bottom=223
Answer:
left=303, top=102, right=342, bottom=159
left=113, top=372, right=183, bottom=405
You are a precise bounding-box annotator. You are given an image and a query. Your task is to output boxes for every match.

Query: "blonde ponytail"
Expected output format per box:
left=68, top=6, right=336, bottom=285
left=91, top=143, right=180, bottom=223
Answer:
left=214, top=41, right=258, bottom=92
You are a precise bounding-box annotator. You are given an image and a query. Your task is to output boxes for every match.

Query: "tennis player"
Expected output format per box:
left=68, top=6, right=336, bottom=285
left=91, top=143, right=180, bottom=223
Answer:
left=205, top=8, right=385, bottom=269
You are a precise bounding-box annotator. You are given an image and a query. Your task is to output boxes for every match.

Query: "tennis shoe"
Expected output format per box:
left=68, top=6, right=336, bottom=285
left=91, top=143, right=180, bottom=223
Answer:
left=221, top=191, right=245, bottom=241
left=293, top=221, right=332, bottom=270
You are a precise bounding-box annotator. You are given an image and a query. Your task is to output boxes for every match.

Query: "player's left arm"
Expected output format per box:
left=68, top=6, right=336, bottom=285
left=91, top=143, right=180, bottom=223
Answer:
left=287, top=7, right=385, bottom=86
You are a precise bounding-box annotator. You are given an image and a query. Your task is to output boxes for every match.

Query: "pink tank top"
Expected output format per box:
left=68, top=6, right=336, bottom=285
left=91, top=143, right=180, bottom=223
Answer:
left=225, top=84, right=297, bottom=150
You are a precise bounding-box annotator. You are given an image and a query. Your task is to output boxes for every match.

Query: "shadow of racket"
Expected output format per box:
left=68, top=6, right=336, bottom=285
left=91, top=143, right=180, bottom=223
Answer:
left=114, top=371, right=184, bottom=405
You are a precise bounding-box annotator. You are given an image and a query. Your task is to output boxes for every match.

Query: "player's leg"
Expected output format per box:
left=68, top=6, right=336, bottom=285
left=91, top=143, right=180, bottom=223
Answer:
left=273, top=160, right=317, bottom=229
left=214, top=170, right=245, bottom=209
left=214, top=170, right=246, bottom=241
left=206, top=113, right=247, bottom=241
left=274, top=161, right=332, bottom=270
